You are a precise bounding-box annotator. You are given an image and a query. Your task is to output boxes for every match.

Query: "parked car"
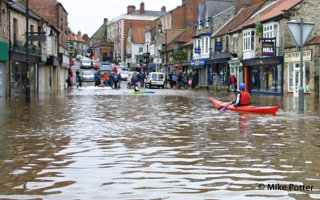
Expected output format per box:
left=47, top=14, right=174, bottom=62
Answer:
left=82, top=70, right=94, bottom=82
left=118, top=69, right=129, bottom=81
left=80, top=59, right=92, bottom=69
left=92, top=60, right=100, bottom=69
left=145, top=72, right=165, bottom=89
left=98, top=62, right=112, bottom=79
left=76, top=55, right=83, bottom=61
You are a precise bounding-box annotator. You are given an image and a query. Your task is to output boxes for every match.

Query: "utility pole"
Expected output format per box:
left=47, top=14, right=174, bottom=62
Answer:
left=25, top=0, right=30, bottom=103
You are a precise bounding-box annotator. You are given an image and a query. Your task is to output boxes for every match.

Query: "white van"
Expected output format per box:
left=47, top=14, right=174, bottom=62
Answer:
left=145, top=72, right=165, bottom=89
left=80, top=59, right=92, bottom=69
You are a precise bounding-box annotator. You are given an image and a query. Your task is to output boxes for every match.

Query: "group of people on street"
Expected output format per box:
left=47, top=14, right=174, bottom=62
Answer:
left=94, top=71, right=121, bottom=89
left=127, top=71, right=145, bottom=90
left=168, top=71, right=199, bottom=89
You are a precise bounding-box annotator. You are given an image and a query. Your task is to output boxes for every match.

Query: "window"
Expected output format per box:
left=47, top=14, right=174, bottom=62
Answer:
left=288, top=62, right=310, bottom=93
left=205, top=37, right=208, bottom=53
left=263, top=22, right=280, bottom=47
left=225, top=35, right=229, bottom=51
left=201, top=37, right=204, bottom=53
left=139, top=47, right=143, bottom=53
left=197, top=39, right=200, bottom=49
left=146, top=24, right=150, bottom=29
left=233, top=37, right=238, bottom=52
left=13, top=18, right=18, bottom=43
left=243, top=29, right=255, bottom=51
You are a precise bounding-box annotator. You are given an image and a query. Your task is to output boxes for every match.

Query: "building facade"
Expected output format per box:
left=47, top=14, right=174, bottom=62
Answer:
left=107, top=2, right=167, bottom=68
left=0, top=0, right=8, bottom=98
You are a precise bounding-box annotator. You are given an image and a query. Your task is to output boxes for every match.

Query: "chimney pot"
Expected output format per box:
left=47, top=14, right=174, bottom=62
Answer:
left=161, top=6, right=166, bottom=12
left=140, top=2, right=145, bottom=13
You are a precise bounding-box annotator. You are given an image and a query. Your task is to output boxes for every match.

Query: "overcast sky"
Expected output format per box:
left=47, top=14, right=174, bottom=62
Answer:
left=58, top=0, right=182, bottom=37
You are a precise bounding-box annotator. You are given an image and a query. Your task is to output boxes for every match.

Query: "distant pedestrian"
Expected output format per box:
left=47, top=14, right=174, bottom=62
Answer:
left=213, top=72, right=220, bottom=91
left=94, top=71, right=99, bottom=86
left=77, top=73, right=83, bottom=88
left=66, top=74, right=72, bottom=89
left=229, top=73, right=237, bottom=92
left=118, top=73, right=122, bottom=88
left=172, top=73, right=178, bottom=88
left=114, top=73, right=119, bottom=89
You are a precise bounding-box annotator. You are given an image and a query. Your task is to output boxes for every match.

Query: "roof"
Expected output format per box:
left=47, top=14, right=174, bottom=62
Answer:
left=68, top=34, right=85, bottom=43
left=308, top=36, right=320, bottom=45
left=182, top=38, right=194, bottom=47
left=165, top=27, right=195, bottom=51
left=214, top=2, right=264, bottom=37
left=130, top=10, right=167, bottom=17
left=206, top=0, right=235, bottom=17
left=8, top=1, right=40, bottom=20
left=232, top=0, right=302, bottom=32
left=161, top=29, right=185, bottom=44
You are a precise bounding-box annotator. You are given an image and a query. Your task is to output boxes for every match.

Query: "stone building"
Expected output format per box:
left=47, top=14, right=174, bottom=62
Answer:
left=19, top=0, right=70, bottom=92
left=91, top=18, right=113, bottom=62
left=8, top=1, right=41, bottom=95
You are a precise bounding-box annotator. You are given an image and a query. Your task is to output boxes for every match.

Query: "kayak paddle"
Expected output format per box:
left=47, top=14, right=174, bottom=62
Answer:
left=218, top=103, right=232, bottom=112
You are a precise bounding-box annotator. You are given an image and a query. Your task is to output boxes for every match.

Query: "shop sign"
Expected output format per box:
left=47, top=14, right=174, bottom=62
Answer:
left=195, top=48, right=201, bottom=54
left=190, top=59, right=206, bottom=67
left=230, top=62, right=242, bottom=67
left=284, top=50, right=312, bottom=62
left=173, top=51, right=187, bottom=61
left=126, top=54, right=131, bottom=58
left=215, top=41, right=222, bottom=52
left=262, top=42, right=275, bottom=56
left=154, top=57, right=162, bottom=64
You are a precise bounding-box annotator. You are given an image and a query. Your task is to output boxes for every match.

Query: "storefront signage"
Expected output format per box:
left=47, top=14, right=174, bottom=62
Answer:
left=154, top=58, right=162, bottom=64
left=230, top=62, right=242, bottom=67
left=190, top=59, right=206, bottom=67
left=284, top=50, right=312, bottom=62
left=194, top=48, right=201, bottom=54
left=262, top=42, right=275, bottom=56
left=215, top=41, right=222, bottom=52
left=173, top=51, right=187, bottom=61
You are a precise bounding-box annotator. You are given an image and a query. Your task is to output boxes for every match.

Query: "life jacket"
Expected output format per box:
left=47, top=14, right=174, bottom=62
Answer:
left=240, top=91, right=250, bottom=105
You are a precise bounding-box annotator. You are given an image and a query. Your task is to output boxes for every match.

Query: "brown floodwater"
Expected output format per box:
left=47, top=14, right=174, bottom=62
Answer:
left=0, top=85, right=320, bottom=199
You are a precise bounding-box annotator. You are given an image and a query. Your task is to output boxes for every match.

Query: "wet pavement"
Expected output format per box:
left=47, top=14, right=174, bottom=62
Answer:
left=0, top=83, right=320, bottom=199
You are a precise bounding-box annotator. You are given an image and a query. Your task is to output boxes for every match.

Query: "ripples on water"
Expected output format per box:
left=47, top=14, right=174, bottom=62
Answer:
left=0, top=87, right=320, bottom=199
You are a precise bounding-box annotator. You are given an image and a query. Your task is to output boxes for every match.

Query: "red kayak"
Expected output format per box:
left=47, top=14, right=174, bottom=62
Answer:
left=209, top=97, right=280, bottom=114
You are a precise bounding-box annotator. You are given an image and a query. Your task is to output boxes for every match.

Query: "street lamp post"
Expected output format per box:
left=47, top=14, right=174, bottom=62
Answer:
left=25, top=0, right=30, bottom=103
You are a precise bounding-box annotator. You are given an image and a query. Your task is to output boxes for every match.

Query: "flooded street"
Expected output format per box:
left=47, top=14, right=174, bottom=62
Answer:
left=0, top=84, right=320, bottom=200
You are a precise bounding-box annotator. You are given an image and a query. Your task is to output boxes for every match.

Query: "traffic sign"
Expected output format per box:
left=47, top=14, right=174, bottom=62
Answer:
left=285, top=19, right=315, bottom=48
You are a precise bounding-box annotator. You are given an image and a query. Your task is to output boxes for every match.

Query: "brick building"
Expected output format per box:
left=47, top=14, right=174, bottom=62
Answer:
left=107, top=2, right=167, bottom=67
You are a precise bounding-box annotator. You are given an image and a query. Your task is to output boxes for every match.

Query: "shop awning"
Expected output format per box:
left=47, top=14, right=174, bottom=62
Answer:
left=242, top=56, right=283, bottom=67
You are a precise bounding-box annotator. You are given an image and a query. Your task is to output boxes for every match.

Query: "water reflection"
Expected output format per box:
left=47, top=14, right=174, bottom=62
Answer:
left=0, top=87, right=319, bottom=199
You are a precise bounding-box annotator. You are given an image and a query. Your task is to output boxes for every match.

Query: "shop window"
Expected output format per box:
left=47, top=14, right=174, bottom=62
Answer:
left=201, top=37, right=204, bottom=54
left=251, top=64, right=282, bottom=93
left=288, top=62, right=310, bottom=93
left=205, top=37, right=208, bottom=53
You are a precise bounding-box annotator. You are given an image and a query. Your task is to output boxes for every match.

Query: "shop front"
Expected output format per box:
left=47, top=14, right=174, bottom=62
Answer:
left=242, top=56, right=283, bottom=96
left=190, top=58, right=206, bottom=86
left=0, top=41, right=8, bottom=98
left=207, top=53, right=230, bottom=87
left=228, top=59, right=244, bottom=91
left=10, top=49, right=40, bottom=95
left=283, top=49, right=318, bottom=97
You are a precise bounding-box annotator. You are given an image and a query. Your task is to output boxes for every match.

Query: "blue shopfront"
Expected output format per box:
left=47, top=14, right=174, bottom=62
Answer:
left=190, top=58, right=207, bottom=86
left=207, top=52, right=230, bottom=86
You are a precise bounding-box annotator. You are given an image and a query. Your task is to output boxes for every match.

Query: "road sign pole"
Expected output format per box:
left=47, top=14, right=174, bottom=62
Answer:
left=299, top=18, right=304, bottom=112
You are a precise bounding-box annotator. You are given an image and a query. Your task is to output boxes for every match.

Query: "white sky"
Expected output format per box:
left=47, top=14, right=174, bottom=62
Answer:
left=58, top=0, right=182, bottom=37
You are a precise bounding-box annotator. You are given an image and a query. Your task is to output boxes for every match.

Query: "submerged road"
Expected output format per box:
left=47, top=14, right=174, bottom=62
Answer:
left=0, top=84, right=319, bottom=199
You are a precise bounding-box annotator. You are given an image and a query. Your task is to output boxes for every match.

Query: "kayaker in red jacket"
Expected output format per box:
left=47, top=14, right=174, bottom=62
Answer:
left=233, top=83, right=250, bottom=107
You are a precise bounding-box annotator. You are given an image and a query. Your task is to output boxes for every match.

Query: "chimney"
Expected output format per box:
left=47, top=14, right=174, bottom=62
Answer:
left=140, top=2, right=145, bottom=13
left=78, top=31, right=81, bottom=36
left=161, top=6, right=166, bottom=12
left=127, top=5, right=136, bottom=14
left=182, top=0, right=186, bottom=6
left=104, top=18, right=108, bottom=24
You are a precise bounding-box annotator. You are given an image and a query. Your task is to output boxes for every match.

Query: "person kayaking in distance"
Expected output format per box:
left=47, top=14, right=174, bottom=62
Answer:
left=232, top=83, right=250, bottom=107
left=134, top=83, right=140, bottom=92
